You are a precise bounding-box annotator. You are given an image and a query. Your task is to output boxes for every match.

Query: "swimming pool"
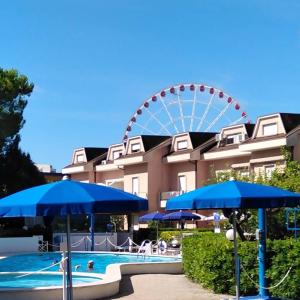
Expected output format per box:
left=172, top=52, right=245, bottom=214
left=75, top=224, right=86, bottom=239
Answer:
left=0, top=252, right=182, bottom=299
left=0, top=272, right=101, bottom=288
left=0, top=252, right=179, bottom=275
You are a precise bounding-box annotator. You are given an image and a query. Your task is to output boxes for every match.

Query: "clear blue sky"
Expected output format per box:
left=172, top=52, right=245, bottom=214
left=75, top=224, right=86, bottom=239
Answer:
left=1, top=1, right=300, bottom=171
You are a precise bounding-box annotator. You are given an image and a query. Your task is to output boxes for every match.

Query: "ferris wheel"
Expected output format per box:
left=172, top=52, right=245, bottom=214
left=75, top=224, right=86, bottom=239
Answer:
left=123, top=83, right=250, bottom=141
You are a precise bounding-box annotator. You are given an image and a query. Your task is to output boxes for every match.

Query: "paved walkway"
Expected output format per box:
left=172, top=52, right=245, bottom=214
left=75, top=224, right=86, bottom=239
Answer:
left=104, top=274, right=230, bottom=300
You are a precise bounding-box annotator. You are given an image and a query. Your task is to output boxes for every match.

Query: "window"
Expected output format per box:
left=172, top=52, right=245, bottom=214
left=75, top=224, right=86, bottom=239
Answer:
left=132, top=177, right=139, bottom=195
left=265, top=165, right=275, bottom=179
left=178, top=175, right=187, bottom=193
left=177, top=140, right=188, bottom=150
left=112, top=150, right=122, bottom=160
left=263, top=123, right=277, bottom=136
left=226, top=133, right=243, bottom=145
left=131, top=143, right=141, bottom=153
left=76, top=154, right=84, bottom=163
left=239, top=170, right=249, bottom=177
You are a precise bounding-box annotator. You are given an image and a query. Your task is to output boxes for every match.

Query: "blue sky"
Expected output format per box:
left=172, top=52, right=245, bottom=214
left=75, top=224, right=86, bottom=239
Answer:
left=1, top=1, right=300, bottom=171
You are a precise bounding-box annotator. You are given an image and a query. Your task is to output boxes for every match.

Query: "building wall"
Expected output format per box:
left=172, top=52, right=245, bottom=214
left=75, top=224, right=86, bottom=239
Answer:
left=96, top=169, right=124, bottom=185
left=70, top=172, right=89, bottom=182
left=251, top=161, right=286, bottom=178
left=207, top=156, right=250, bottom=175
left=147, top=146, right=170, bottom=211
left=123, top=163, right=148, bottom=197
left=167, top=162, right=196, bottom=192
left=293, top=139, right=300, bottom=161
left=251, top=148, right=281, bottom=159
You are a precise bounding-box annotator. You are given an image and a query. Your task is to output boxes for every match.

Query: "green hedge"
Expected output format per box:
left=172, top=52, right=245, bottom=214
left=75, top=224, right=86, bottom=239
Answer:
left=160, top=228, right=212, bottom=242
left=182, top=234, right=300, bottom=299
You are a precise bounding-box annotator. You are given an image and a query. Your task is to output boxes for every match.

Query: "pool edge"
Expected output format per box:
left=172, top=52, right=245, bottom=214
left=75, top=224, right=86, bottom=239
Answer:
left=0, top=255, right=182, bottom=300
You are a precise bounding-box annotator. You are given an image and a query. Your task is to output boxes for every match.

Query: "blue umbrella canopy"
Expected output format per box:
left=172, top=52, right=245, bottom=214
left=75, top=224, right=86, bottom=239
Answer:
left=0, top=179, right=148, bottom=300
left=0, top=180, right=148, bottom=217
left=139, top=211, right=165, bottom=222
left=165, top=180, right=300, bottom=300
left=162, top=210, right=201, bottom=221
left=166, top=180, right=300, bottom=210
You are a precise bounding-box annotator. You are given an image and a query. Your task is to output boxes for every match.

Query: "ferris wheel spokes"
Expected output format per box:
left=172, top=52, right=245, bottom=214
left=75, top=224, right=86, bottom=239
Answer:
left=189, top=88, right=197, bottom=132
left=123, top=83, right=249, bottom=141
left=144, top=107, right=171, bottom=135
left=230, top=116, right=246, bottom=126
left=204, top=102, right=232, bottom=132
left=196, top=92, right=215, bottom=132
left=176, top=88, right=186, bottom=132
left=158, top=94, right=179, bottom=134
left=134, top=122, right=157, bottom=135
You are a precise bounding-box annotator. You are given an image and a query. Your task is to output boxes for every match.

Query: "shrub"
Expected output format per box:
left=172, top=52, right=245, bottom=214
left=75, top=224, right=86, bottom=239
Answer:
left=182, top=234, right=300, bottom=299
left=160, top=231, right=181, bottom=242
left=267, top=239, right=300, bottom=299
left=159, top=228, right=212, bottom=242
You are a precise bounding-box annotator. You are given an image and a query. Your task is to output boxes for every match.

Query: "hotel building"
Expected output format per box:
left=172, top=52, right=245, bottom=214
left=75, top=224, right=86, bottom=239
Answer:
left=62, top=112, right=300, bottom=223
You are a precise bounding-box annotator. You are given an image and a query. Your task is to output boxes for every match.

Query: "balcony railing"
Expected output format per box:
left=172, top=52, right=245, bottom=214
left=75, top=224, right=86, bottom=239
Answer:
left=133, top=192, right=148, bottom=199
left=160, top=190, right=190, bottom=208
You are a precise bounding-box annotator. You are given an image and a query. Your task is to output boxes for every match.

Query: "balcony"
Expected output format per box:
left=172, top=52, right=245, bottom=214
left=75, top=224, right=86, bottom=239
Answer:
left=160, top=191, right=188, bottom=208
left=133, top=192, right=148, bottom=199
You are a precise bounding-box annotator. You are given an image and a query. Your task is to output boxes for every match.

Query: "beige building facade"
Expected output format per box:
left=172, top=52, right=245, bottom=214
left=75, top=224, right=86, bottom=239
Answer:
left=62, top=113, right=300, bottom=215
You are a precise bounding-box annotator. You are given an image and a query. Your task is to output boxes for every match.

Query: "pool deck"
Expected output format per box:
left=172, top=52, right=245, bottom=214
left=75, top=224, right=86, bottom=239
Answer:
left=105, top=274, right=230, bottom=300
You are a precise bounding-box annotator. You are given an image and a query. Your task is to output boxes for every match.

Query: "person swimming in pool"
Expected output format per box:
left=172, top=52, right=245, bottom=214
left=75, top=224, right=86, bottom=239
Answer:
left=87, top=260, right=94, bottom=271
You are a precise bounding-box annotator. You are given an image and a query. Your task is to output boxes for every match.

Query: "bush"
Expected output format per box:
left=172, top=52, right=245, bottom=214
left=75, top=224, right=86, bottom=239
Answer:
left=267, top=239, right=300, bottom=299
left=160, top=231, right=181, bottom=242
left=182, top=234, right=300, bottom=299
left=159, top=228, right=213, bottom=242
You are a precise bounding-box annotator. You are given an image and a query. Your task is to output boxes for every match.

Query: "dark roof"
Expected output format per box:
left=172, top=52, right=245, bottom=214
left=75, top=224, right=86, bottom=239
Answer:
left=279, top=113, right=300, bottom=133
left=189, top=132, right=217, bottom=148
left=140, top=135, right=170, bottom=151
left=244, top=123, right=255, bottom=137
left=84, top=147, right=108, bottom=161
left=90, top=152, right=108, bottom=166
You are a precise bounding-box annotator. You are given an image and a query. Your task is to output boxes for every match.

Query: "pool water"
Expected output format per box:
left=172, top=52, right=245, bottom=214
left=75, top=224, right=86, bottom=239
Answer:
left=0, top=253, right=179, bottom=274
left=0, top=273, right=101, bottom=288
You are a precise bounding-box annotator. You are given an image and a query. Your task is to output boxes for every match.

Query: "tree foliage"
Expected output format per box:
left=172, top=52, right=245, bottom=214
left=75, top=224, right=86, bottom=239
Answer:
left=0, top=136, right=45, bottom=198
left=0, top=68, right=46, bottom=230
left=207, top=146, right=300, bottom=239
left=0, top=68, right=34, bottom=155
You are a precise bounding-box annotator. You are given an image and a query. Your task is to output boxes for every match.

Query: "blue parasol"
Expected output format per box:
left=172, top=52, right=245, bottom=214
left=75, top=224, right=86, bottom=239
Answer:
left=166, top=180, right=300, bottom=300
left=0, top=179, right=148, bottom=300
left=162, top=210, right=201, bottom=221
left=139, top=211, right=165, bottom=241
left=139, top=211, right=165, bottom=222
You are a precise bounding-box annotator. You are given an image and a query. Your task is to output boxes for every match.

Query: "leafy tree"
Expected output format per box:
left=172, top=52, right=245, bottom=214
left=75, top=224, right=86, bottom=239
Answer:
left=0, top=68, right=46, bottom=230
left=0, top=136, right=45, bottom=198
left=207, top=146, right=300, bottom=239
left=0, top=68, right=33, bottom=155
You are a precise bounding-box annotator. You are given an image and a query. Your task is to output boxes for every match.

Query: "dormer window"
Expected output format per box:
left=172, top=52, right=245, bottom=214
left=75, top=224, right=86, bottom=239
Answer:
left=113, top=150, right=122, bottom=160
left=131, top=143, right=141, bottom=153
left=226, top=133, right=243, bottom=145
left=76, top=154, right=84, bottom=163
left=263, top=123, right=277, bottom=136
left=177, top=140, right=188, bottom=150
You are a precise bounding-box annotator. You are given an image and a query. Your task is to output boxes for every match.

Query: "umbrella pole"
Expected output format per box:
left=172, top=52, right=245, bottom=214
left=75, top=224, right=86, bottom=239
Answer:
left=258, top=208, right=268, bottom=298
left=66, top=214, right=73, bottom=300
left=156, top=221, right=159, bottom=242
left=62, top=251, right=67, bottom=300
left=233, top=212, right=240, bottom=300
left=90, top=213, right=95, bottom=251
